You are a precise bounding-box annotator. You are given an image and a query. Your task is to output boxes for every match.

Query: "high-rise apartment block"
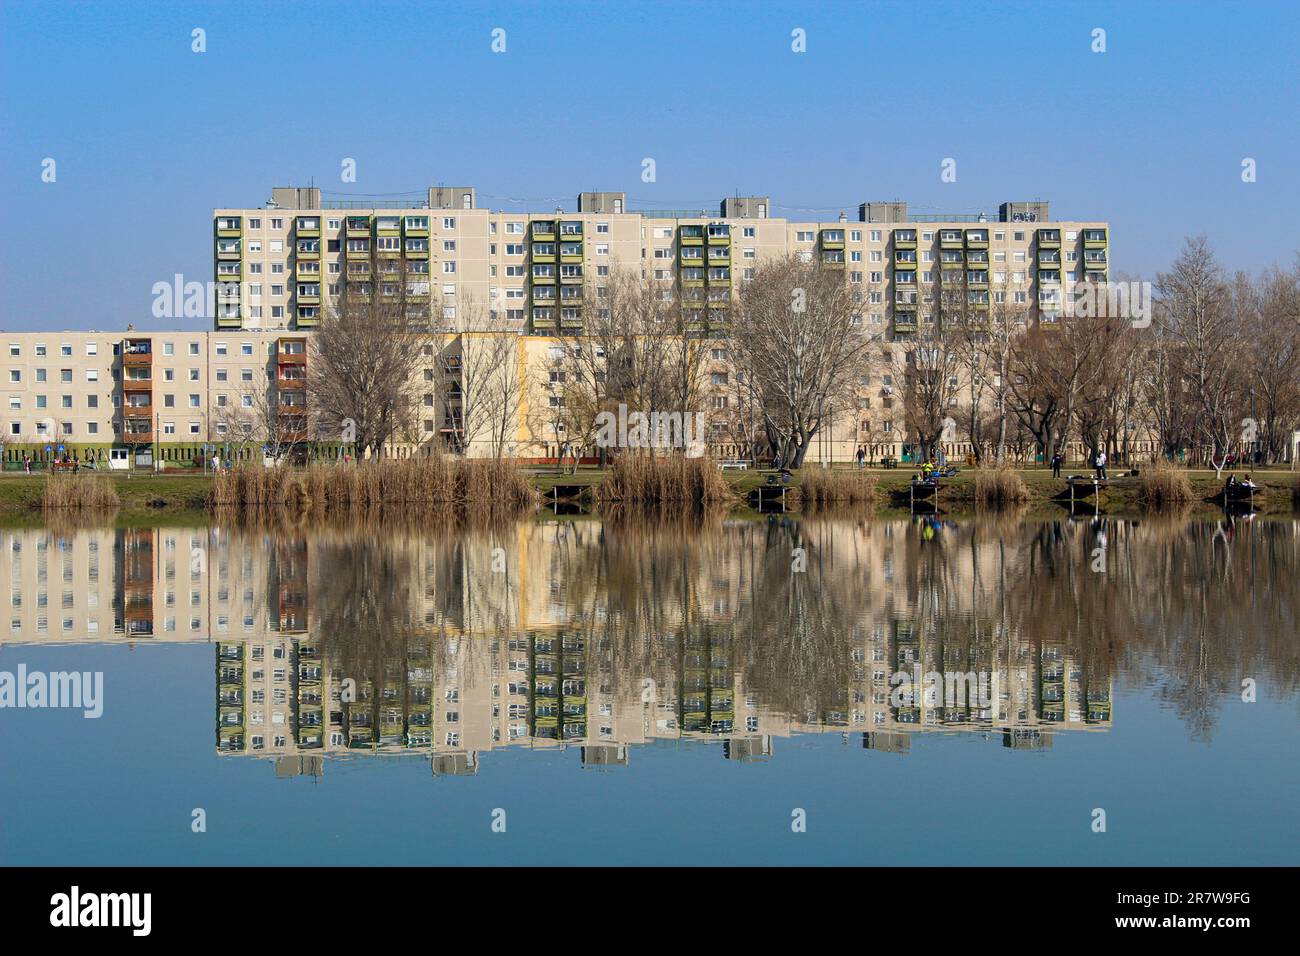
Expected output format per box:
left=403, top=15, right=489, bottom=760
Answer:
left=213, top=185, right=1109, bottom=336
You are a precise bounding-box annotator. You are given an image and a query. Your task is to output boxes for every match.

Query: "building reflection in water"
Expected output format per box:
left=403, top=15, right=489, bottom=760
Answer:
left=4, top=513, right=1298, bottom=775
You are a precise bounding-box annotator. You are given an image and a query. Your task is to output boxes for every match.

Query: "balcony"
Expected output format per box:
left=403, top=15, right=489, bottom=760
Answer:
left=894, top=312, right=918, bottom=332
left=965, top=230, right=989, bottom=249
left=1037, top=250, right=1061, bottom=265
left=679, top=225, right=705, bottom=246
left=122, top=340, right=152, bottom=365
left=216, top=313, right=242, bottom=329
left=941, top=270, right=964, bottom=285
left=215, top=262, right=242, bottom=281
left=278, top=340, right=308, bottom=363
left=345, top=241, right=371, bottom=260
left=374, top=216, right=401, bottom=236
left=215, top=219, right=242, bottom=240
left=559, top=242, right=584, bottom=264
left=1038, top=270, right=1062, bottom=284
left=939, top=231, right=963, bottom=249
left=404, top=217, right=430, bottom=237
left=404, top=240, right=430, bottom=259
left=215, top=240, right=241, bottom=260
left=1037, top=229, right=1061, bottom=248
left=821, top=251, right=846, bottom=268
left=893, top=230, right=917, bottom=249
left=819, top=230, right=845, bottom=250
left=295, top=217, right=320, bottom=238
left=531, top=220, right=556, bottom=241
left=1083, top=252, right=1108, bottom=268
left=1082, top=229, right=1108, bottom=247
left=894, top=252, right=918, bottom=268
left=966, top=272, right=989, bottom=288
left=893, top=270, right=917, bottom=286
left=295, top=308, right=321, bottom=328
left=707, top=248, right=731, bottom=266
left=346, top=217, right=371, bottom=237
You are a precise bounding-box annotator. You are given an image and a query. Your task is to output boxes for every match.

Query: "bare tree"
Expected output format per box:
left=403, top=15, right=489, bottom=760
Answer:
left=1155, top=236, right=1243, bottom=476
left=211, top=376, right=310, bottom=461
left=1243, top=262, right=1300, bottom=463
left=309, top=253, right=426, bottom=457
left=436, top=299, right=526, bottom=458
left=731, top=255, right=874, bottom=467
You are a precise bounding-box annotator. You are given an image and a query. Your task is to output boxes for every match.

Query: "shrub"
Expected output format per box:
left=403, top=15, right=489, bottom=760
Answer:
left=799, top=469, right=878, bottom=507
left=594, top=455, right=733, bottom=508
left=211, top=456, right=537, bottom=519
left=1137, top=462, right=1194, bottom=508
left=974, top=467, right=1031, bottom=507
left=41, top=475, right=120, bottom=511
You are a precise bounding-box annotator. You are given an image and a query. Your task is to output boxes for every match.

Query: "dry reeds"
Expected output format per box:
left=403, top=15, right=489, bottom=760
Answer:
left=211, top=457, right=538, bottom=520
left=798, top=469, right=879, bottom=508
left=593, top=455, right=733, bottom=508
left=1138, top=462, right=1194, bottom=509
left=41, top=475, right=120, bottom=512
left=1292, top=475, right=1300, bottom=509
left=974, top=466, right=1031, bottom=508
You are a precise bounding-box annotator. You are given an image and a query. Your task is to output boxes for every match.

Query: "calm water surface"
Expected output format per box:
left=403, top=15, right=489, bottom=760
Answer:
left=2, top=514, right=1297, bottom=865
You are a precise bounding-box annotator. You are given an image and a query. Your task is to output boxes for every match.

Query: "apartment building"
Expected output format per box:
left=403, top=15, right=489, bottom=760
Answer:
left=213, top=186, right=1109, bottom=338
left=1, top=330, right=310, bottom=466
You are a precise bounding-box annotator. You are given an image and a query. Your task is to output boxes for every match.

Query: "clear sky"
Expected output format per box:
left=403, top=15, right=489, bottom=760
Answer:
left=1, top=0, right=1296, bottom=331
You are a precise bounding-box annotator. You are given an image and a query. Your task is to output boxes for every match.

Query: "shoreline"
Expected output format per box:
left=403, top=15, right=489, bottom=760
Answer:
left=3, top=466, right=1297, bottom=527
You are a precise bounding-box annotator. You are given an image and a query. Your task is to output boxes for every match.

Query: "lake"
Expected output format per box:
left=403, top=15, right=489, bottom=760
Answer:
left=1, top=513, right=1297, bottom=865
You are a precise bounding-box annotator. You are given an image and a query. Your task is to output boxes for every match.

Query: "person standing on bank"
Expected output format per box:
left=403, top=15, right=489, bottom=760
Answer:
left=1051, top=450, right=1063, bottom=479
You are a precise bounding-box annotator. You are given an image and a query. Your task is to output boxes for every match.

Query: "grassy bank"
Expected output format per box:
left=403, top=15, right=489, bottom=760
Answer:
left=1, top=464, right=1297, bottom=525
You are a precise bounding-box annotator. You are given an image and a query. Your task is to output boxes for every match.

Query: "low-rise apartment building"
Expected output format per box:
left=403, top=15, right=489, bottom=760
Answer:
left=1, top=330, right=310, bottom=467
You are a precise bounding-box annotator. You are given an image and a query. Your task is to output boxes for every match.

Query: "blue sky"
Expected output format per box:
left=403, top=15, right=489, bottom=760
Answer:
left=1, top=0, right=1296, bottom=331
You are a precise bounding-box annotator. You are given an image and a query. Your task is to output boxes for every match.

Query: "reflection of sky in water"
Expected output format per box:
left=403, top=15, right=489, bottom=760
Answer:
left=1, top=516, right=1297, bottom=865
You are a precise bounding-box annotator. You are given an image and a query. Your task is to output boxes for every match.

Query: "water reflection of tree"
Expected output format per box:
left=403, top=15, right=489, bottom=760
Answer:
left=279, top=515, right=1298, bottom=742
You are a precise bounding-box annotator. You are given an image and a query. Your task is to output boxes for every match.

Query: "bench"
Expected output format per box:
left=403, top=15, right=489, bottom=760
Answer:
left=718, top=459, right=749, bottom=470
left=880, top=457, right=899, bottom=469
